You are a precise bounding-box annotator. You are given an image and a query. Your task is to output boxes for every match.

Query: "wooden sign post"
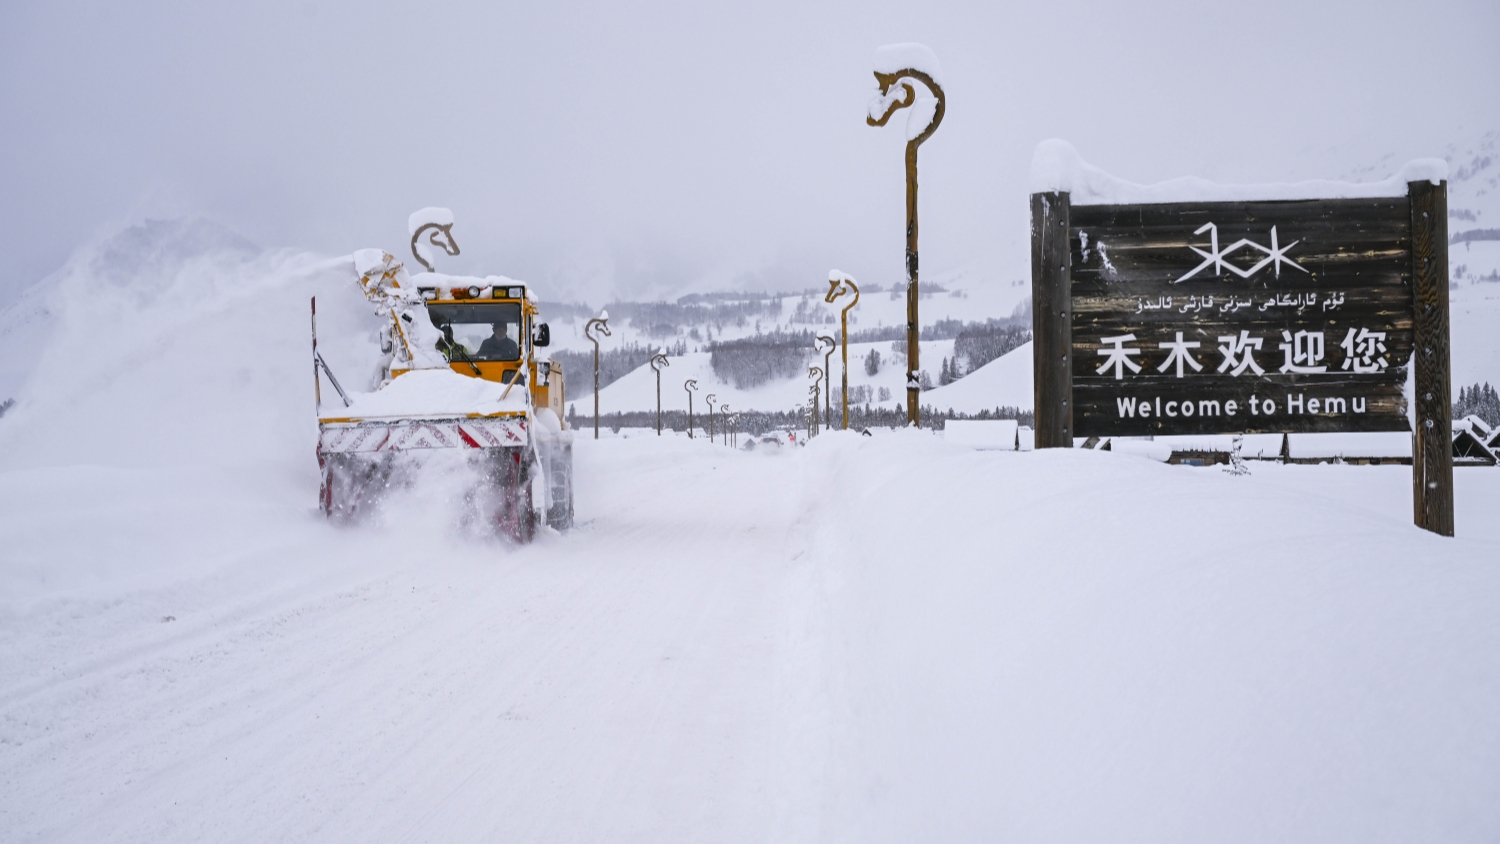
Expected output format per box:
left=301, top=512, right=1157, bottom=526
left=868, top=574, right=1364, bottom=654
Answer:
left=1032, top=179, right=1454, bottom=535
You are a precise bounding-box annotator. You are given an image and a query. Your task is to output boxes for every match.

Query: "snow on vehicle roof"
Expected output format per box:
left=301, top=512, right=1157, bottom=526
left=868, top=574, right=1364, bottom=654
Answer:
left=1031, top=139, right=1448, bottom=206
left=325, top=368, right=529, bottom=420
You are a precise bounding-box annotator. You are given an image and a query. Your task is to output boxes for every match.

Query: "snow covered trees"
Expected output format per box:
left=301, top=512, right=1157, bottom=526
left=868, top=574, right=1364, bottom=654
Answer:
left=1454, top=382, right=1500, bottom=426
left=709, top=331, right=815, bottom=389
left=953, top=323, right=1029, bottom=376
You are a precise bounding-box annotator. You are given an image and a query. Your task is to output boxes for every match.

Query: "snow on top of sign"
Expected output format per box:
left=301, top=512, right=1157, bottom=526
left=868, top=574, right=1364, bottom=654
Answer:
left=408, top=206, right=454, bottom=234
left=1031, top=139, right=1450, bottom=206
left=872, top=43, right=943, bottom=85
left=328, top=368, right=529, bottom=420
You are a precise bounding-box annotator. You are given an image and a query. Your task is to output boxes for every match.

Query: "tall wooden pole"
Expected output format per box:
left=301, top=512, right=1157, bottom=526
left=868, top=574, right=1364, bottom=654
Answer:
left=1030, top=192, right=1073, bottom=449
left=868, top=68, right=944, bottom=426
left=1410, top=179, right=1454, bottom=536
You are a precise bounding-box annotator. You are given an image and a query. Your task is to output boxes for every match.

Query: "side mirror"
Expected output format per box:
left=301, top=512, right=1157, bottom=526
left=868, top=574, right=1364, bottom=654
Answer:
left=534, top=322, right=551, bottom=347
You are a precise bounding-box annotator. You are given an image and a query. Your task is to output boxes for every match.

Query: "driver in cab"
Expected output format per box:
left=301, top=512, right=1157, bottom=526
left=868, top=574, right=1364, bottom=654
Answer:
left=479, top=321, right=519, bottom=360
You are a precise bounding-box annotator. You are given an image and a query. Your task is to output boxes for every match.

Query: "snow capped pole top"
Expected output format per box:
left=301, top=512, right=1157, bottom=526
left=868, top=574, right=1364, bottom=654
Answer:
left=872, top=43, right=944, bottom=86
left=867, top=43, right=945, bottom=143
left=407, top=207, right=459, bottom=273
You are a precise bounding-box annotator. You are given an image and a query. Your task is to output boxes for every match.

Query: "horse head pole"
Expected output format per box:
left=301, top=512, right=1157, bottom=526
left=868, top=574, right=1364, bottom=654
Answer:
left=408, top=207, right=459, bottom=273
left=867, top=44, right=943, bottom=428
left=650, top=352, right=669, bottom=435
left=585, top=313, right=610, bottom=439
left=818, top=334, right=836, bottom=430
left=826, top=272, right=860, bottom=430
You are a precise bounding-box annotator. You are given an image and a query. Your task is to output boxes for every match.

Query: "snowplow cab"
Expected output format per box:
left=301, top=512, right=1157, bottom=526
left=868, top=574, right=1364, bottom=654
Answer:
left=408, top=283, right=565, bottom=423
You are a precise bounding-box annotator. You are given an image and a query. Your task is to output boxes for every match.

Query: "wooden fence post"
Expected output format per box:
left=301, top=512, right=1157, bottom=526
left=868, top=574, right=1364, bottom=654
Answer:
left=1410, top=179, right=1454, bottom=536
left=1031, top=192, right=1073, bottom=448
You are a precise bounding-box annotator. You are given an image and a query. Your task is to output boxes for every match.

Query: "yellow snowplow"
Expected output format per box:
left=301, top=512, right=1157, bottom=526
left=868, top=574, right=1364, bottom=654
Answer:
left=312, top=209, right=572, bottom=540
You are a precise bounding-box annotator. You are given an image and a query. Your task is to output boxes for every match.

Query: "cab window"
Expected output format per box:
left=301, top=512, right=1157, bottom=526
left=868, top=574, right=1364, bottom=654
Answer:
left=426, top=302, right=524, bottom=362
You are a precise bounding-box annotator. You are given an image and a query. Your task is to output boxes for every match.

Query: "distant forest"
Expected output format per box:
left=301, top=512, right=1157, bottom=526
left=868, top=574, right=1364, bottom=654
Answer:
left=568, top=404, right=1034, bottom=437
left=709, top=329, right=817, bottom=389
left=1455, top=382, right=1499, bottom=427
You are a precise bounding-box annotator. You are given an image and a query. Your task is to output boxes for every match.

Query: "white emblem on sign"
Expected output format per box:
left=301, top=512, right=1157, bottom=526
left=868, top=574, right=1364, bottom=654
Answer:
left=1174, top=223, right=1310, bottom=283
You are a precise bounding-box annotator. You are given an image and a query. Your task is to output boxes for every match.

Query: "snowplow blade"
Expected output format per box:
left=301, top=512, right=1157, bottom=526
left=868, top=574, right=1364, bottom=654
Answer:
left=317, top=416, right=572, bottom=540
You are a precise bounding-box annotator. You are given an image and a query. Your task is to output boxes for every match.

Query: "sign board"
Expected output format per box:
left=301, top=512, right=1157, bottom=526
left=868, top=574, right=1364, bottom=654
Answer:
left=1031, top=178, right=1454, bottom=535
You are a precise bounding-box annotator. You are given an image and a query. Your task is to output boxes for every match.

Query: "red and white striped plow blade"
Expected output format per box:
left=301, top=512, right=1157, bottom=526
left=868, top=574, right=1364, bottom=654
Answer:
left=318, top=417, right=528, bottom=454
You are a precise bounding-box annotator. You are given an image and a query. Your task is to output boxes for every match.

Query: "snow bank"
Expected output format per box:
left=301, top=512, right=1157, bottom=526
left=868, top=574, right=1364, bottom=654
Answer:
left=943, top=419, right=1016, bottom=450
left=1286, top=431, right=1411, bottom=460
left=1031, top=139, right=1449, bottom=205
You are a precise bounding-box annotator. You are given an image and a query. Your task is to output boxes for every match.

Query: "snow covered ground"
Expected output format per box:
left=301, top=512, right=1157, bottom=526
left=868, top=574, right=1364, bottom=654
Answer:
left=3, top=432, right=1500, bottom=842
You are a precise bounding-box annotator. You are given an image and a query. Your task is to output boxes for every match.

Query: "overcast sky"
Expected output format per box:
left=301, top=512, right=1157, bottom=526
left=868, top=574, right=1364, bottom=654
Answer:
left=3, top=0, right=1496, bottom=305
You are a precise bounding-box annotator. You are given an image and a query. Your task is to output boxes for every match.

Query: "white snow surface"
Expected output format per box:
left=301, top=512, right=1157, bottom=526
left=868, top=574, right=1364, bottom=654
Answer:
left=407, top=206, right=454, bottom=234
left=2, top=229, right=1500, bottom=842
left=1032, top=139, right=1449, bottom=205
left=871, top=42, right=944, bottom=85
left=328, top=368, right=528, bottom=419
left=1286, top=431, right=1413, bottom=460
left=944, top=418, right=1017, bottom=450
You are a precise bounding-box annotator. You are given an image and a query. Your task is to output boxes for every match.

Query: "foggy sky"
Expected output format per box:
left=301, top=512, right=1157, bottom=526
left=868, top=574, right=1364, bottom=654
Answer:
left=3, top=0, right=1497, bottom=306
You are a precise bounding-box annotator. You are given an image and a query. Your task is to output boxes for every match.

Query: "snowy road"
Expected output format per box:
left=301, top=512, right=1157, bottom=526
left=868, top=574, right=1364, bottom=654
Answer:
left=3, top=433, right=1500, bottom=842
left=1, top=438, right=828, bottom=841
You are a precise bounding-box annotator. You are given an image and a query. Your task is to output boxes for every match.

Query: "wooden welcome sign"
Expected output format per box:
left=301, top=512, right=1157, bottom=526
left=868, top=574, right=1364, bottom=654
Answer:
left=1030, top=145, right=1454, bottom=535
